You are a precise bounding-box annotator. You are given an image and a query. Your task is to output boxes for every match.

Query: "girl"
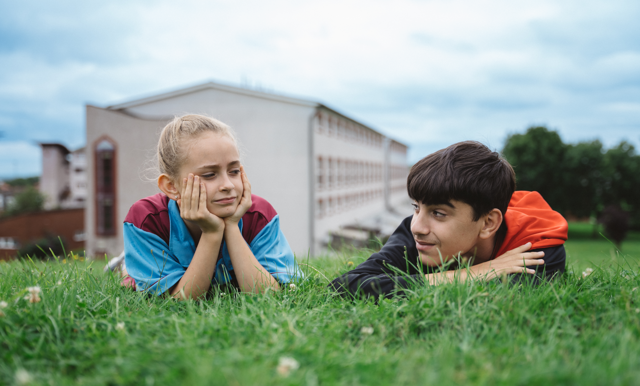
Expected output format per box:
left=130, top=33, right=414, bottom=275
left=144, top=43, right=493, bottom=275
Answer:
left=121, top=114, right=302, bottom=299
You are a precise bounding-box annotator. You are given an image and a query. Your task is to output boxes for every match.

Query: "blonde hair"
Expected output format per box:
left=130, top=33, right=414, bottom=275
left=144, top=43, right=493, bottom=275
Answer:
left=157, top=114, right=239, bottom=178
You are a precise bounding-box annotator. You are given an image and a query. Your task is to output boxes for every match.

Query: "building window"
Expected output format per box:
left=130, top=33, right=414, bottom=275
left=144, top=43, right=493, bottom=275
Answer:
left=317, top=199, right=325, bottom=218
left=317, top=156, right=324, bottom=190
left=95, top=138, right=116, bottom=235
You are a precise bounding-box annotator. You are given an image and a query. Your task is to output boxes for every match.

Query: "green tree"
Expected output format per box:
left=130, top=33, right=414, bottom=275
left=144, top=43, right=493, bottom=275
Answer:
left=4, top=186, right=45, bottom=217
left=602, top=141, right=640, bottom=229
left=562, top=140, right=605, bottom=218
left=502, top=126, right=567, bottom=212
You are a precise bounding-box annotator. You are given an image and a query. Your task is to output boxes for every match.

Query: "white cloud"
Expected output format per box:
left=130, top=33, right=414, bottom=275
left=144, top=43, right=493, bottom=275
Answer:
left=0, top=0, right=638, bottom=169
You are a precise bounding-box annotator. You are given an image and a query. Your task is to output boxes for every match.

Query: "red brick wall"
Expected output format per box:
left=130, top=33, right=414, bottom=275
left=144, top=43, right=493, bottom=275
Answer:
left=0, top=208, right=84, bottom=260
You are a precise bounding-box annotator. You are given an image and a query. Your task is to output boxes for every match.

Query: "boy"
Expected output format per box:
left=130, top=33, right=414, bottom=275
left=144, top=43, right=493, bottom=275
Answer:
left=330, top=141, right=568, bottom=298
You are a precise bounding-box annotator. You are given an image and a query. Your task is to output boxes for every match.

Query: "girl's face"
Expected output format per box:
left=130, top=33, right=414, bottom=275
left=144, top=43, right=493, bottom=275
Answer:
left=177, top=131, right=243, bottom=218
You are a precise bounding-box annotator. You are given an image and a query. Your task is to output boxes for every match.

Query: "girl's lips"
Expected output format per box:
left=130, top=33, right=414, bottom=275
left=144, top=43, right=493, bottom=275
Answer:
left=214, top=197, right=236, bottom=205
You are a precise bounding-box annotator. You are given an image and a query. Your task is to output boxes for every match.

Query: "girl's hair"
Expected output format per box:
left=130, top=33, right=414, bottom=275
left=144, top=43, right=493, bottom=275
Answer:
left=157, top=114, right=239, bottom=178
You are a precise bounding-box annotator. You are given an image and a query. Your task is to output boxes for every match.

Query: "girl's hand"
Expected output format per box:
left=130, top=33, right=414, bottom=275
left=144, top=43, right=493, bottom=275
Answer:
left=178, top=174, right=225, bottom=234
left=468, top=242, right=545, bottom=280
left=224, top=166, right=252, bottom=227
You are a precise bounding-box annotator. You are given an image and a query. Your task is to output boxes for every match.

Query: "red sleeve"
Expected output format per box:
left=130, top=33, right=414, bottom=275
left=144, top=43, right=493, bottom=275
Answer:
left=241, top=194, right=278, bottom=245
left=123, top=193, right=171, bottom=246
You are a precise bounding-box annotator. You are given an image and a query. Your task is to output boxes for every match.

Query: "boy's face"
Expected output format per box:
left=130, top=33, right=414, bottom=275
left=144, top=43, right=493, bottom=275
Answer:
left=410, top=200, right=484, bottom=266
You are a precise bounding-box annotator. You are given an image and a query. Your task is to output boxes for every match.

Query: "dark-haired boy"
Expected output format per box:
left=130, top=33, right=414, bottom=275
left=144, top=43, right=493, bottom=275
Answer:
left=330, top=141, right=568, bottom=298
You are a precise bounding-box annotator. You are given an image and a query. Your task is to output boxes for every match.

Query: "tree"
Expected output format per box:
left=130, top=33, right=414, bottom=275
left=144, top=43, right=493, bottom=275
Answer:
left=502, top=126, right=567, bottom=212
left=562, top=140, right=605, bottom=218
left=602, top=141, right=640, bottom=229
left=4, top=186, right=45, bottom=217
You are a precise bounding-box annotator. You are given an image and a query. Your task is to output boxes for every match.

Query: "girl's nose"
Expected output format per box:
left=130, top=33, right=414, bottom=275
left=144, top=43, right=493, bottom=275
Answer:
left=219, top=174, right=234, bottom=191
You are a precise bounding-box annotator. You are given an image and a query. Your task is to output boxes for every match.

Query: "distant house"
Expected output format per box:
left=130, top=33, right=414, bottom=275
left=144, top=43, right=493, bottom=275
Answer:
left=39, top=143, right=87, bottom=209
left=85, top=81, right=410, bottom=258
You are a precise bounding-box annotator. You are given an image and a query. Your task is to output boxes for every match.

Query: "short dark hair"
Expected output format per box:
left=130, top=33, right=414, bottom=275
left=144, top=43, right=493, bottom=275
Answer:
left=407, top=141, right=516, bottom=221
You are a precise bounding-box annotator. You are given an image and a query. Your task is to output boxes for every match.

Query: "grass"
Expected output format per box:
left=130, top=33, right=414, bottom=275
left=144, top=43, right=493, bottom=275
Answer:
left=1, top=225, right=639, bottom=385
left=565, top=222, right=640, bottom=272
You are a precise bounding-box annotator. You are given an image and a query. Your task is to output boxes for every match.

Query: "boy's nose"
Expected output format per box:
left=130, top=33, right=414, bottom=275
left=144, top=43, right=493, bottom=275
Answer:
left=410, top=211, right=430, bottom=236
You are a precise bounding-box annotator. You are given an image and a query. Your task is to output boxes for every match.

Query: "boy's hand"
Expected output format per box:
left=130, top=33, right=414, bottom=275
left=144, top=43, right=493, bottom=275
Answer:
left=224, top=166, right=252, bottom=227
left=468, top=242, right=545, bottom=280
left=178, top=174, right=225, bottom=234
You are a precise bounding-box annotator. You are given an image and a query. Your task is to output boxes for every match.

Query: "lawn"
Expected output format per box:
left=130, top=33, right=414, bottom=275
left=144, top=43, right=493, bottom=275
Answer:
left=1, top=224, right=639, bottom=385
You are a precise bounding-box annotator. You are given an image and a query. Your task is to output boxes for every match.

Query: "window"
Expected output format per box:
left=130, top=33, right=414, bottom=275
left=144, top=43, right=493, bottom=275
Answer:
left=317, top=156, right=324, bottom=190
left=95, top=138, right=116, bottom=235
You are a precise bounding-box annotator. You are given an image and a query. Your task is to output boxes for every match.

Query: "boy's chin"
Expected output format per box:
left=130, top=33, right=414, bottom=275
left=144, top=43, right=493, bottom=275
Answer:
left=419, top=252, right=454, bottom=267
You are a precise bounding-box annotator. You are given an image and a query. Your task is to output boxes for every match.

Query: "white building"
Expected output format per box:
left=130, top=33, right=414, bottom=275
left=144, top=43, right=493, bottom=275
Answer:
left=85, top=81, right=410, bottom=258
left=39, top=143, right=87, bottom=210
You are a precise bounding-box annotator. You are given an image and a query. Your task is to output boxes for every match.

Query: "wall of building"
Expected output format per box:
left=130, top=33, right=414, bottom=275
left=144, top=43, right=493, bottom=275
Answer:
left=311, top=109, right=403, bottom=252
left=86, top=106, right=167, bottom=257
left=0, top=208, right=84, bottom=260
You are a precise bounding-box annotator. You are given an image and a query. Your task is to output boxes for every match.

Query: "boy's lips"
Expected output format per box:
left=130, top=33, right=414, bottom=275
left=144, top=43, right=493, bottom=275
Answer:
left=214, top=197, right=236, bottom=205
left=415, top=239, right=437, bottom=252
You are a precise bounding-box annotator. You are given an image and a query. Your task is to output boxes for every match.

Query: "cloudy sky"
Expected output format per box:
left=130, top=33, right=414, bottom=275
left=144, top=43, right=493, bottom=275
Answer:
left=0, top=0, right=639, bottom=179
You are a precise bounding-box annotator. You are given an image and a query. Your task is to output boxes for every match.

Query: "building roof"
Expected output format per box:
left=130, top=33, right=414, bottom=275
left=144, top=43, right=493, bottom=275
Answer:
left=39, top=142, right=71, bottom=155
left=105, top=80, right=408, bottom=148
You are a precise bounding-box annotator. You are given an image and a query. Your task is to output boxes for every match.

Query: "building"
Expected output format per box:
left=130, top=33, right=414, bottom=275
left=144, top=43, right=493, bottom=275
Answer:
left=39, top=143, right=87, bottom=209
left=85, top=81, right=410, bottom=258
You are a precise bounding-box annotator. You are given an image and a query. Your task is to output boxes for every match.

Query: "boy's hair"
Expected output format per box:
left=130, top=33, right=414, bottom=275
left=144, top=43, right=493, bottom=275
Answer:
left=156, top=114, right=239, bottom=179
left=407, top=141, right=515, bottom=221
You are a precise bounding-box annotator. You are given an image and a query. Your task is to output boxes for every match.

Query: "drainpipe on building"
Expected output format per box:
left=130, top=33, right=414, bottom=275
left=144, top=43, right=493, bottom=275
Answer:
left=307, top=108, right=317, bottom=257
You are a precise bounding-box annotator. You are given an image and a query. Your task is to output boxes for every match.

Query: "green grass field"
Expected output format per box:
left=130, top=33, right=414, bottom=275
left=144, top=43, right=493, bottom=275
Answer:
left=1, top=223, right=639, bottom=385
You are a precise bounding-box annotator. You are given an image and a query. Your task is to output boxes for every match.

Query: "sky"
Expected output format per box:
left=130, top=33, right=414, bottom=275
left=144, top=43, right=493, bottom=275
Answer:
left=0, top=0, right=639, bottom=179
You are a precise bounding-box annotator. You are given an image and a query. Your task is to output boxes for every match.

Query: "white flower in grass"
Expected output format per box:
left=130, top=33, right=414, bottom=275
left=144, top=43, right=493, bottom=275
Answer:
left=289, top=283, right=296, bottom=291
left=582, top=268, right=594, bottom=278
left=277, top=356, right=299, bottom=377
left=361, top=326, right=374, bottom=335
left=57, top=281, right=62, bottom=285
left=15, top=368, right=32, bottom=385
left=0, top=301, right=7, bottom=308
left=25, top=286, right=41, bottom=303
left=115, top=322, right=125, bottom=331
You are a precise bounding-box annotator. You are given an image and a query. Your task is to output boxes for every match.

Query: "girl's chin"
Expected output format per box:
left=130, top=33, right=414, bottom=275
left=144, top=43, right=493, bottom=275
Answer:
left=209, top=207, right=237, bottom=218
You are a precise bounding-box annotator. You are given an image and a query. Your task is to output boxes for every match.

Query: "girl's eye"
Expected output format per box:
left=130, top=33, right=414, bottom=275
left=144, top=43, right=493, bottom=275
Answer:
left=230, top=169, right=241, bottom=175
left=411, top=203, right=419, bottom=211
left=201, top=173, right=216, bottom=178
left=433, top=211, right=445, bottom=218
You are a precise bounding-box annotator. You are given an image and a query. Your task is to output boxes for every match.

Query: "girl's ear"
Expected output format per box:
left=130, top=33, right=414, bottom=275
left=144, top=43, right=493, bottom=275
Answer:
left=478, top=209, right=503, bottom=240
left=158, top=174, right=180, bottom=200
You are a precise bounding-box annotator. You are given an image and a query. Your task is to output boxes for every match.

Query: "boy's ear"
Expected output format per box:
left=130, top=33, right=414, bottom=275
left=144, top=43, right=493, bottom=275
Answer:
left=478, top=209, right=503, bottom=240
left=157, top=174, right=180, bottom=200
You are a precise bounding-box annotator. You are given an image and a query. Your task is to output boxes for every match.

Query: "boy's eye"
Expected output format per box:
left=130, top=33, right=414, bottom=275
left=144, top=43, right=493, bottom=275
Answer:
left=201, top=173, right=216, bottom=178
left=433, top=210, right=445, bottom=217
left=411, top=203, right=419, bottom=211
left=230, top=169, right=241, bottom=175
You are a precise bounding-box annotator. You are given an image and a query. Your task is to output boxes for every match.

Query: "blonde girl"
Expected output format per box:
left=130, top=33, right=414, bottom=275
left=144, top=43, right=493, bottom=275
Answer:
left=121, top=114, right=302, bottom=299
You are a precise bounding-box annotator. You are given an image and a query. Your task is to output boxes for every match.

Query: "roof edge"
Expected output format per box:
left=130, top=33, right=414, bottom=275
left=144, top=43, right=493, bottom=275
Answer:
left=106, top=80, right=319, bottom=110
